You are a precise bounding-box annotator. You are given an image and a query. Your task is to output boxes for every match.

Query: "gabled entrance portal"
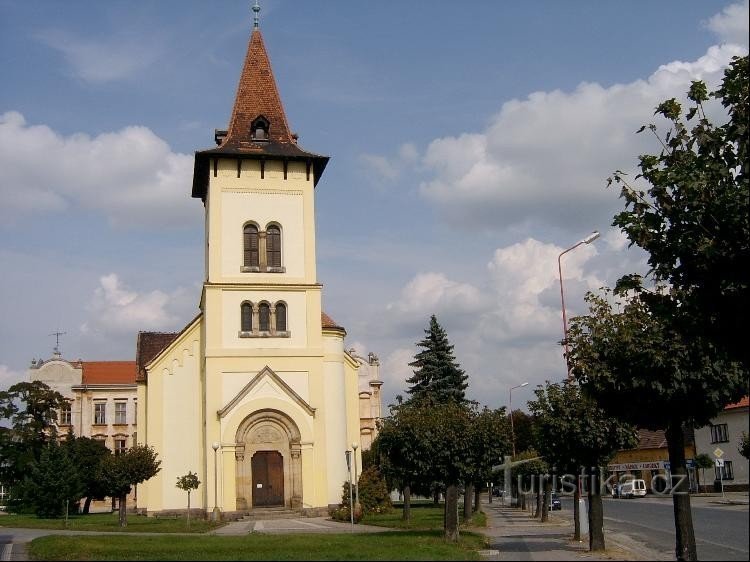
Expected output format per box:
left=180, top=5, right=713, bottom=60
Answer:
left=252, top=451, right=285, bottom=507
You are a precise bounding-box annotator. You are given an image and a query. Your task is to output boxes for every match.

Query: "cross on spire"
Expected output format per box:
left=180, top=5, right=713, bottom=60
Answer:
left=252, top=0, right=261, bottom=29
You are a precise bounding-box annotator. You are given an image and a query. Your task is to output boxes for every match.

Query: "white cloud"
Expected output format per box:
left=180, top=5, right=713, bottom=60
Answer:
left=359, top=142, right=420, bottom=184
left=0, top=364, right=26, bottom=390
left=81, top=274, right=193, bottom=336
left=36, top=29, right=161, bottom=83
left=0, top=112, right=198, bottom=227
left=387, top=272, right=484, bottom=317
left=418, top=43, right=747, bottom=231
left=706, top=0, right=749, bottom=47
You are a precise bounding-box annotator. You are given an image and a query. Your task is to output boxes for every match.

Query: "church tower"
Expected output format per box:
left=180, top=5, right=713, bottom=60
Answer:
left=137, top=4, right=363, bottom=517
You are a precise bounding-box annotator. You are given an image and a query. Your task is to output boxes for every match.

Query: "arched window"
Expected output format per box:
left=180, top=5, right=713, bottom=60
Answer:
left=251, top=116, right=270, bottom=142
left=259, top=302, right=271, bottom=332
left=275, top=302, right=287, bottom=332
left=241, top=302, right=253, bottom=332
left=244, top=224, right=259, bottom=267
left=267, top=225, right=281, bottom=268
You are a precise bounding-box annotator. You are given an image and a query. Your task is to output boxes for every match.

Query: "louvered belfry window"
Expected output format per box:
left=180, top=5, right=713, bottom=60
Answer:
left=241, top=302, right=253, bottom=332
left=244, top=224, right=259, bottom=267
left=276, top=302, right=287, bottom=332
left=267, top=225, right=281, bottom=268
left=259, top=303, right=271, bottom=332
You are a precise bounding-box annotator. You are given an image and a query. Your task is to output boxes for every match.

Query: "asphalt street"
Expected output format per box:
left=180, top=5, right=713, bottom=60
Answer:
left=562, top=496, right=749, bottom=561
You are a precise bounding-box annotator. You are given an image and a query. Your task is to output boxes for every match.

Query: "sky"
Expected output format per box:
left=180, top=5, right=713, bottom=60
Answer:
left=1, top=0, right=748, bottom=412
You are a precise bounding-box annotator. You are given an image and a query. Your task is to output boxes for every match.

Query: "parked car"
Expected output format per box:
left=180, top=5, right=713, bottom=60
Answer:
left=549, top=493, right=562, bottom=510
left=617, top=479, right=647, bottom=498
left=491, top=487, right=504, bottom=497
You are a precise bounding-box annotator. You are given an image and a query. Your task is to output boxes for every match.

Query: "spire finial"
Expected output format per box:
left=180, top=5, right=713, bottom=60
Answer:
left=252, top=0, right=261, bottom=29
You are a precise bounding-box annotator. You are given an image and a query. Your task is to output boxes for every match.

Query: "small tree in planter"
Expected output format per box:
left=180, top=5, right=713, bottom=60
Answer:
left=693, top=454, right=714, bottom=493
left=176, top=472, right=201, bottom=528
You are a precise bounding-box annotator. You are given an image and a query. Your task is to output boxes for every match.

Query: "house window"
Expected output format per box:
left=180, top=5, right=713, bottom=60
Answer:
left=114, top=438, right=127, bottom=456
left=716, top=460, right=734, bottom=480
left=244, top=224, right=260, bottom=268
left=259, top=302, right=271, bottom=331
left=115, top=401, right=127, bottom=425
left=241, top=302, right=253, bottom=332
left=60, top=403, right=72, bottom=425
left=266, top=225, right=281, bottom=268
left=94, top=402, right=107, bottom=425
left=710, top=423, right=729, bottom=443
left=276, top=302, right=287, bottom=332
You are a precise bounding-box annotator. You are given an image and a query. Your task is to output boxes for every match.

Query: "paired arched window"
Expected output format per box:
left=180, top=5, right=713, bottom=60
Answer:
left=241, top=222, right=284, bottom=272
left=238, top=300, right=290, bottom=337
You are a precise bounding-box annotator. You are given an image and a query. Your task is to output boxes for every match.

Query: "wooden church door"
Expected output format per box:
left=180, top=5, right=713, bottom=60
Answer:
left=251, top=451, right=284, bottom=507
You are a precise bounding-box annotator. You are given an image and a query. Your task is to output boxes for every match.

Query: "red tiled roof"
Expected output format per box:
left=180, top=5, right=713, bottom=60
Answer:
left=637, top=429, right=668, bottom=449
left=192, top=27, right=328, bottom=199
left=321, top=312, right=344, bottom=331
left=135, top=331, right=180, bottom=383
left=726, top=396, right=749, bottom=410
left=225, top=29, right=293, bottom=147
left=81, top=362, right=137, bottom=385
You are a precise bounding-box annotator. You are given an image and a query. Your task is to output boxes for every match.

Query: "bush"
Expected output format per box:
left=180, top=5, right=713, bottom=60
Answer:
left=357, top=466, right=392, bottom=515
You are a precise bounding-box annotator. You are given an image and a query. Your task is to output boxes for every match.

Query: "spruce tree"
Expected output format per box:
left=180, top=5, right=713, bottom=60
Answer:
left=406, top=315, right=468, bottom=404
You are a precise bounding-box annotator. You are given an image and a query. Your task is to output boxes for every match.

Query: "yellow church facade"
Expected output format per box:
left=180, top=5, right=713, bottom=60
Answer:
left=136, top=12, right=371, bottom=518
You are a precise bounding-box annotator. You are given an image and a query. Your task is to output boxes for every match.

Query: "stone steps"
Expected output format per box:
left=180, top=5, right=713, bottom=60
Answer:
left=240, top=507, right=304, bottom=521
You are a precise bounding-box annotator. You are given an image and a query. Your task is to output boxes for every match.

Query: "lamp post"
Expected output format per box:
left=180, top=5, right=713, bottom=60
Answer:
left=509, top=382, right=529, bottom=457
left=352, top=443, right=360, bottom=508
left=211, top=442, right=220, bottom=521
left=345, top=450, right=353, bottom=527
left=558, top=230, right=600, bottom=379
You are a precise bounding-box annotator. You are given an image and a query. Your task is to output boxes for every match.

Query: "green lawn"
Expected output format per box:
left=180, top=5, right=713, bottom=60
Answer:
left=29, top=532, right=486, bottom=561
left=0, top=511, right=222, bottom=533
left=363, top=502, right=487, bottom=530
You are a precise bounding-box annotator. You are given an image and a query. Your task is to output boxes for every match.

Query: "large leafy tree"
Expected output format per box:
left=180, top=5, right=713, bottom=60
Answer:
left=569, top=55, right=748, bottom=562
left=406, top=315, right=468, bottom=405
left=528, top=381, right=637, bottom=551
left=19, top=442, right=83, bottom=518
left=98, top=444, right=161, bottom=527
left=0, top=381, right=67, bottom=486
left=63, top=433, right=110, bottom=514
left=509, top=410, right=534, bottom=455
left=608, top=54, right=749, bottom=371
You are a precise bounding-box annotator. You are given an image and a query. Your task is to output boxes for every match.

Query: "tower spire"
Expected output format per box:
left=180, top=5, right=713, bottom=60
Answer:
left=252, top=0, right=260, bottom=29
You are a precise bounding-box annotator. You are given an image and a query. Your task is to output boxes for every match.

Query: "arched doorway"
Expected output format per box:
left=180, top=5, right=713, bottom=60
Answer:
left=234, top=410, right=302, bottom=510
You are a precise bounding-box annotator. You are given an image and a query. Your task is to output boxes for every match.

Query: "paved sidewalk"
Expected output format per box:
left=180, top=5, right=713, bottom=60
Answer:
left=478, top=497, right=656, bottom=561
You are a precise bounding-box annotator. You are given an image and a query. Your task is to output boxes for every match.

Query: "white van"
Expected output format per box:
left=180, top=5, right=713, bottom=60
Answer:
left=618, top=478, right=647, bottom=498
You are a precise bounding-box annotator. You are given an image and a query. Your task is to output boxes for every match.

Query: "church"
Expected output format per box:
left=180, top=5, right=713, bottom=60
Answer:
left=135, top=6, right=381, bottom=518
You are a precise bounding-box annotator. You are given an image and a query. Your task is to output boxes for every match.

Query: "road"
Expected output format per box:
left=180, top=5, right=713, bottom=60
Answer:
left=562, top=495, right=749, bottom=560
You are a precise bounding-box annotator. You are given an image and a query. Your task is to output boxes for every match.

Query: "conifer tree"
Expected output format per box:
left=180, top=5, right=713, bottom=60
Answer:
left=406, top=315, right=468, bottom=404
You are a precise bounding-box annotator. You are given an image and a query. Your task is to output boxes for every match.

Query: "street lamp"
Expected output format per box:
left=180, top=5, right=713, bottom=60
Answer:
left=558, top=230, right=600, bottom=379
left=509, top=382, right=529, bottom=457
left=352, top=443, right=360, bottom=508
left=212, top=442, right=221, bottom=521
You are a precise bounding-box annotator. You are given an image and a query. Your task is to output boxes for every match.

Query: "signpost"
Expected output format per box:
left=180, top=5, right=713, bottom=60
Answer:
left=714, top=448, right=725, bottom=500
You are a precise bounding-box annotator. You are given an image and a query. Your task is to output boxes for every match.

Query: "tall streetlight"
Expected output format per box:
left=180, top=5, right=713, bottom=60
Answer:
left=211, top=442, right=221, bottom=521
left=558, top=231, right=600, bottom=379
left=509, top=382, right=529, bottom=457
left=352, top=442, right=360, bottom=508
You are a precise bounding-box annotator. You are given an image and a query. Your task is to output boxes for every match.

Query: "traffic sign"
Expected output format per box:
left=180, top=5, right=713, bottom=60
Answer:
left=713, top=447, right=724, bottom=458
left=715, top=458, right=725, bottom=468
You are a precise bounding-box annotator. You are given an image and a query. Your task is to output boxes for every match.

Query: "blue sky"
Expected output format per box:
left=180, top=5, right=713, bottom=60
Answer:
left=1, top=0, right=747, bottom=410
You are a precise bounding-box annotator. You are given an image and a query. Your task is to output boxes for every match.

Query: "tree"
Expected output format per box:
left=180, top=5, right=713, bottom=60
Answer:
left=63, top=434, right=110, bottom=514
left=463, top=407, right=511, bottom=519
left=20, top=442, right=83, bottom=518
left=406, top=315, right=468, bottom=405
left=608, top=55, right=749, bottom=372
left=528, top=381, right=637, bottom=551
left=176, top=472, right=201, bottom=528
left=739, top=433, right=750, bottom=461
left=509, top=410, right=534, bottom=455
left=569, top=58, right=750, bottom=561
left=376, top=401, right=472, bottom=541
left=568, top=289, right=744, bottom=560
left=355, top=466, right=392, bottom=515
left=693, top=453, right=714, bottom=492
left=0, top=381, right=67, bottom=487
left=98, top=444, right=161, bottom=527
left=511, top=449, right=547, bottom=513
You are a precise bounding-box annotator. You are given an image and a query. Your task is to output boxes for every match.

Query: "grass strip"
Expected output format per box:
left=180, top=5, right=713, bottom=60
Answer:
left=0, top=512, right=221, bottom=533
